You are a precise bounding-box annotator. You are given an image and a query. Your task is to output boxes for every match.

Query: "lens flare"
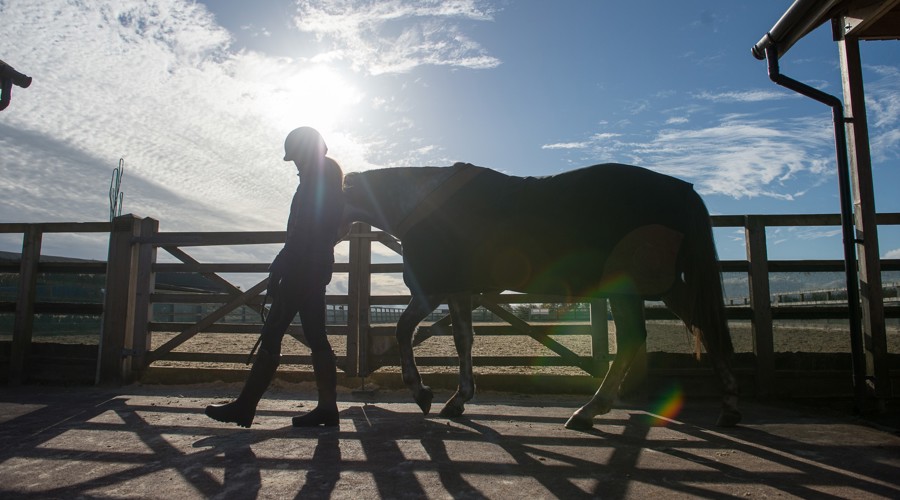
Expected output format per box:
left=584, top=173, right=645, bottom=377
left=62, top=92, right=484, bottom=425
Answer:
left=646, top=383, right=684, bottom=426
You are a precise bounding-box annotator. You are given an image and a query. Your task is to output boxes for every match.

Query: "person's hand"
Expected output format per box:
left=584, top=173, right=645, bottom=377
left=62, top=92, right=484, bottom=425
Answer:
left=267, top=251, right=288, bottom=297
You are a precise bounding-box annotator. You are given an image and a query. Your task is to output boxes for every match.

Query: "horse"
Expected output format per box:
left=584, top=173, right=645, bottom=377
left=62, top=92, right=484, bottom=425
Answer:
left=339, top=162, right=741, bottom=429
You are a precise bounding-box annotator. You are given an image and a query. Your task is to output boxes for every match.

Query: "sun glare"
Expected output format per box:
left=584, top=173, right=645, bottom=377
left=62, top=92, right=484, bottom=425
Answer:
left=264, top=65, right=363, bottom=133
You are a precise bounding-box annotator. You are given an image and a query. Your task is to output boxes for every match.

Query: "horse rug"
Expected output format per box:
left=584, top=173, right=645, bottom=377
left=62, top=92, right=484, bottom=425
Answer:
left=400, top=163, right=696, bottom=299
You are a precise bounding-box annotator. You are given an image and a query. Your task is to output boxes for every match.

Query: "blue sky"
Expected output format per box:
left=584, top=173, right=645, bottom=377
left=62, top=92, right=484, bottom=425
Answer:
left=1, top=0, right=899, bottom=271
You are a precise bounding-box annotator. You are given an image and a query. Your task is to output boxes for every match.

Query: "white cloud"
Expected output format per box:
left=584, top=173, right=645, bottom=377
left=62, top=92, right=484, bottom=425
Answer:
left=665, top=116, right=689, bottom=125
left=795, top=228, right=842, bottom=240
left=544, top=114, right=836, bottom=200
left=639, top=116, right=836, bottom=199
left=542, top=133, right=620, bottom=151
left=293, top=0, right=500, bottom=75
left=884, top=248, right=900, bottom=259
left=0, top=0, right=385, bottom=241
left=865, top=65, right=900, bottom=161
left=542, top=141, right=590, bottom=150
left=871, top=128, right=900, bottom=159
left=693, top=89, right=794, bottom=103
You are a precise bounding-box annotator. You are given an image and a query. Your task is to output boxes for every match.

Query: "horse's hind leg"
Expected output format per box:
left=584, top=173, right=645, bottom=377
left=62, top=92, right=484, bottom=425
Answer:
left=566, top=296, right=646, bottom=430
left=398, top=293, right=443, bottom=415
left=440, top=295, right=475, bottom=418
left=662, top=281, right=741, bottom=427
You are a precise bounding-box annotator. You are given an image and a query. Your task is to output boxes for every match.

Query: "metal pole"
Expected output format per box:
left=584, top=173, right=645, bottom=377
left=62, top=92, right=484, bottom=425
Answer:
left=763, top=45, right=867, bottom=410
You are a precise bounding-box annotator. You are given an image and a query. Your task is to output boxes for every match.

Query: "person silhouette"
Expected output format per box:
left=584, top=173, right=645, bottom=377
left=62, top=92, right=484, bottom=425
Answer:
left=206, top=127, right=345, bottom=428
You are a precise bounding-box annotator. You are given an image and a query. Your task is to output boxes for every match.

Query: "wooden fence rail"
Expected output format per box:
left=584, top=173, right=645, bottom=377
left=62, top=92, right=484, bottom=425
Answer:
left=2, top=214, right=899, bottom=399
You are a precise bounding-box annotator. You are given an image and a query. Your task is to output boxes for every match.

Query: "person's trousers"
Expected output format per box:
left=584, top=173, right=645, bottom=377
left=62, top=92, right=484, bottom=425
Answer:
left=260, top=278, right=332, bottom=355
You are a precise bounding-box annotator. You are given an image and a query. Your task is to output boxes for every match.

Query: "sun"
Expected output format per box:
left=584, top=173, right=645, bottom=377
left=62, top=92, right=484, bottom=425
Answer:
left=263, top=64, right=363, bottom=134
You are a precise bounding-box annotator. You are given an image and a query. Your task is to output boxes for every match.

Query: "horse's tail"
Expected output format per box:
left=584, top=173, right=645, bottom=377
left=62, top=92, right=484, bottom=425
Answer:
left=682, top=190, right=733, bottom=360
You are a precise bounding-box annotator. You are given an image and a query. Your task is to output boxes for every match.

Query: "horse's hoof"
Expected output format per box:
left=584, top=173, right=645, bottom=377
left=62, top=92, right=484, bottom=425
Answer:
left=716, top=410, right=742, bottom=427
left=439, top=403, right=464, bottom=418
left=594, top=401, right=613, bottom=416
left=564, top=412, right=594, bottom=431
left=415, top=386, right=433, bottom=415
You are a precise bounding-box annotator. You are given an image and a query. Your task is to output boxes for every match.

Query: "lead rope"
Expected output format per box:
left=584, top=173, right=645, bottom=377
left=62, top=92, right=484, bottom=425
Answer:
left=246, top=288, right=271, bottom=365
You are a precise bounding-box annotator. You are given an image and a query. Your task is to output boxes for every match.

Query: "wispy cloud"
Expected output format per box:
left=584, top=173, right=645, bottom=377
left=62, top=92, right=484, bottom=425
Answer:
left=693, top=89, right=795, bottom=103
left=0, top=0, right=385, bottom=239
left=542, top=114, right=836, bottom=200
left=542, top=133, right=621, bottom=151
left=293, top=0, right=500, bottom=75
left=794, top=228, right=842, bottom=240
left=542, top=142, right=588, bottom=150
left=865, top=65, right=900, bottom=161
left=638, top=115, right=838, bottom=199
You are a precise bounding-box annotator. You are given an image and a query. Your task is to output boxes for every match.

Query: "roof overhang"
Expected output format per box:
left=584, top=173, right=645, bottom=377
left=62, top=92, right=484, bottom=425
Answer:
left=752, top=0, right=900, bottom=60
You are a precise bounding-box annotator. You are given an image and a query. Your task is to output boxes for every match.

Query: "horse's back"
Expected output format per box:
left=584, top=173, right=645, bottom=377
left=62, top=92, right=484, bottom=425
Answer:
left=401, top=163, right=703, bottom=297
left=474, top=163, right=697, bottom=245
left=520, top=163, right=694, bottom=215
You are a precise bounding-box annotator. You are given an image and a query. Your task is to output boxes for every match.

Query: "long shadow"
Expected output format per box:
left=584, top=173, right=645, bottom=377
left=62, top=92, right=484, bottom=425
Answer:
left=587, top=404, right=900, bottom=499
left=192, top=433, right=263, bottom=498
left=351, top=404, right=440, bottom=498
left=293, top=421, right=341, bottom=498
left=445, top=413, right=609, bottom=498
left=1, top=389, right=290, bottom=497
left=1, top=388, right=899, bottom=498
left=669, top=402, right=900, bottom=493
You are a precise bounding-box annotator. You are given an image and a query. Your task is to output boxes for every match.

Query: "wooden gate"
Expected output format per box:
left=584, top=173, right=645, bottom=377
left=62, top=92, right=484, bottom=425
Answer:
left=4, top=213, right=898, bottom=401
left=97, top=218, right=612, bottom=383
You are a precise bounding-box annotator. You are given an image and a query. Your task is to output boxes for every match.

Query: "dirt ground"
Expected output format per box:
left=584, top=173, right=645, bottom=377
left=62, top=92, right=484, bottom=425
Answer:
left=2, top=385, right=899, bottom=499
left=142, top=319, right=900, bottom=375
left=8, top=319, right=898, bottom=376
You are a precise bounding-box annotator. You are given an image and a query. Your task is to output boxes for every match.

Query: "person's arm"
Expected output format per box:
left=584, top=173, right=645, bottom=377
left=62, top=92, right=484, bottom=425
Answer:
left=281, top=160, right=343, bottom=265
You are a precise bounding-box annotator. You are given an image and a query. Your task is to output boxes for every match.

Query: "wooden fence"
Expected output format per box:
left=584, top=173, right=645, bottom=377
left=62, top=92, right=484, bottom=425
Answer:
left=2, top=214, right=899, bottom=398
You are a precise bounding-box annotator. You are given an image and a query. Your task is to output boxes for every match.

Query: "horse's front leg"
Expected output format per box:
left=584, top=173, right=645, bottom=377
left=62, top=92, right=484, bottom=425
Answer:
left=440, top=295, right=475, bottom=418
left=566, top=296, right=646, bottom=430
left=397, top=294, right=442, bottom=415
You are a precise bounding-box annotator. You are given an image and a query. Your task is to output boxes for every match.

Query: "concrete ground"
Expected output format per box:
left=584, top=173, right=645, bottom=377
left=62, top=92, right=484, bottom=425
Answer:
left=0, top=383, right=898, bottom=499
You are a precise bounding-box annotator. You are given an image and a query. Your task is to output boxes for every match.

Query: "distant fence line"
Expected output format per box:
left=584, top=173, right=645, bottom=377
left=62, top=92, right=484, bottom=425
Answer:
left=771, top=282, right=900, bottom=306
left=1, top=214, right=899, bottom=400
left=6, top=280, right=900, bottom=320
left=721, top=281, right=900, bottom=307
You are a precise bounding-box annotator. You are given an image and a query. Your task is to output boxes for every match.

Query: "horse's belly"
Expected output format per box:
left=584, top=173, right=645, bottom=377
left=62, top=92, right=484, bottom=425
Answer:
left=484, top=224, right=683, bottom=298
left=598, top=224, right=683, bottom=296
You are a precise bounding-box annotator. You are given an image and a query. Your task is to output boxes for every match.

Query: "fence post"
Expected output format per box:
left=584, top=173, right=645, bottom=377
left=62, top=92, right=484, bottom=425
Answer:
left=589, top=299, right=609, bottom=377
left=98, top=215, right=142, bottom=384
left=345, top=223, right=372, bottom=377
left=839, top=37, right=890, bottom=404
left=745, top=216, right=775, bottom=397
left=359, top=227, right=373, bottom=377
left=130, top=217, right=158, bottom=378
left=9, top=225, right=42, bottom=385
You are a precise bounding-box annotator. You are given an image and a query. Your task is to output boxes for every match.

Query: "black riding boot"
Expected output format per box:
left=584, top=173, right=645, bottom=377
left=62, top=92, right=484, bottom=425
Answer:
left=205, top=348, right=280, bottom=428
left=292, top=349, right=339, bottom=427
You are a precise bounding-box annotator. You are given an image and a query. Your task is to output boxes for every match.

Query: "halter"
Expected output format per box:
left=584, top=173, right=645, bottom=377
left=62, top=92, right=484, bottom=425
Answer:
left=246, top=289, right=271, bottom=364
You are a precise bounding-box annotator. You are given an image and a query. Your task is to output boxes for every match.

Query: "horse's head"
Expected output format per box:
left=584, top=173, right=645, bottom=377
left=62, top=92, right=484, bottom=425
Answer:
left=341, top=169, right=407, bottom=234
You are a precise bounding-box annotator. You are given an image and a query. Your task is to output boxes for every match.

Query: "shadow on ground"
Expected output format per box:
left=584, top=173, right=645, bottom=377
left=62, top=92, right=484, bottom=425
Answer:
left=0, top=384, right=898, bottom=499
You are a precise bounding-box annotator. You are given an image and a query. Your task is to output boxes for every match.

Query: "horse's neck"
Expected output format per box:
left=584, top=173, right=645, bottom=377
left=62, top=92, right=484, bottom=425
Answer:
left=343, top=167, right=447, bottom=235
